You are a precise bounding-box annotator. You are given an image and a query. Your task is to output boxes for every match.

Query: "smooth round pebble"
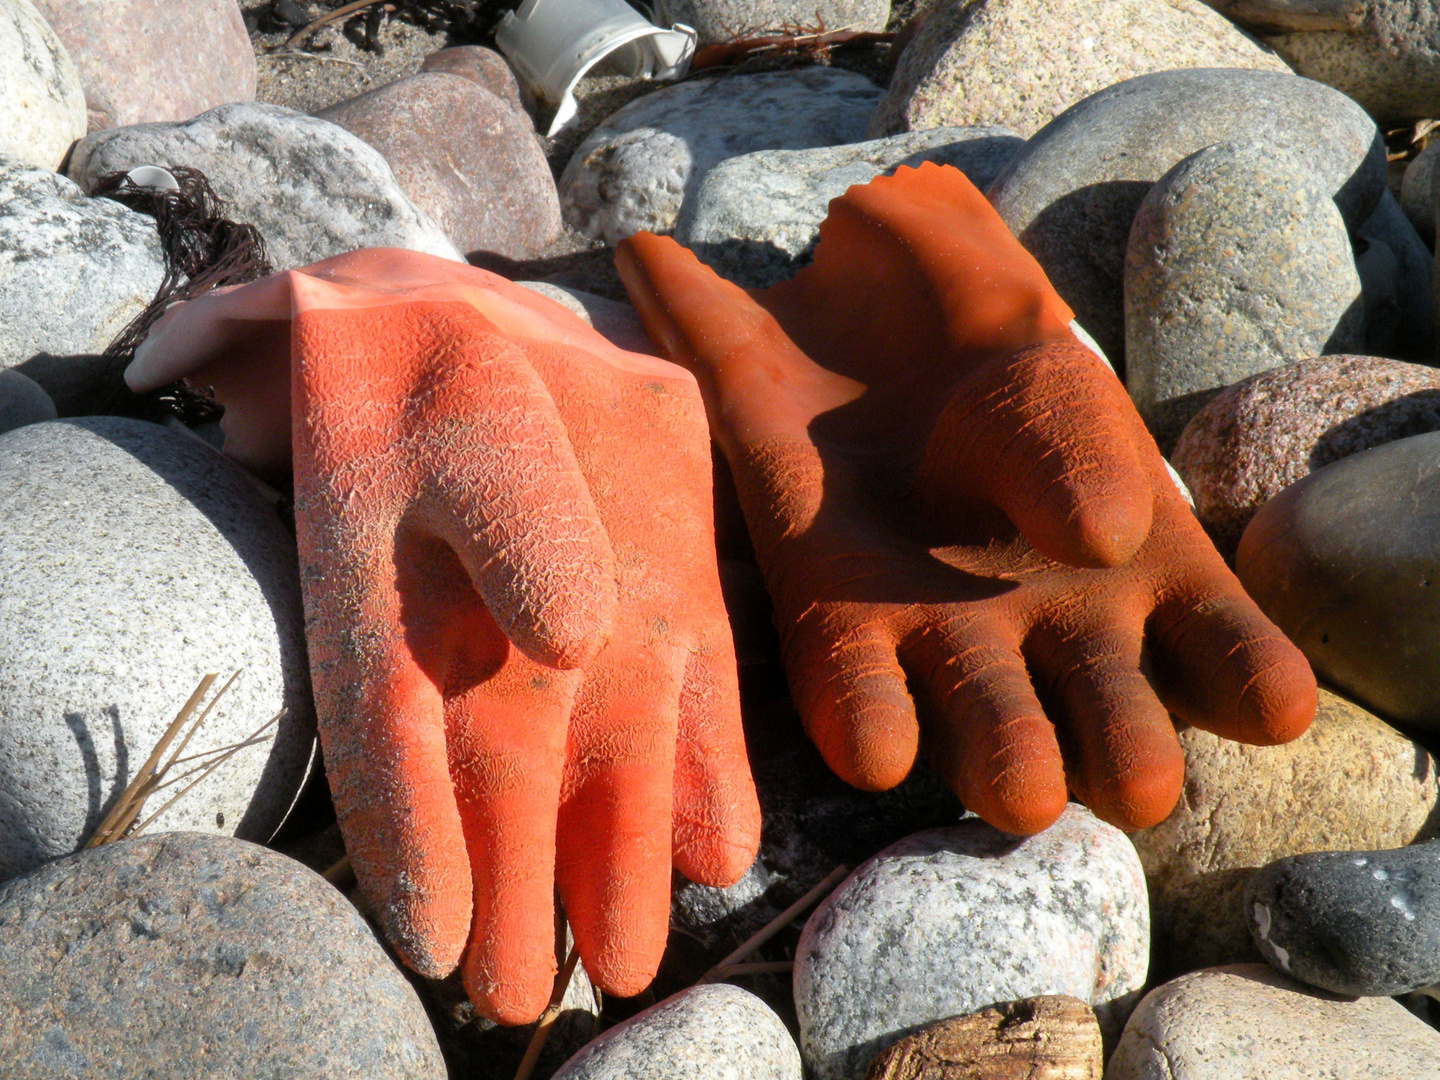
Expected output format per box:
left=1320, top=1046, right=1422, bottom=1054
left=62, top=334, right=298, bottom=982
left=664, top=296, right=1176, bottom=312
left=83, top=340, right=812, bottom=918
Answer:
left=1131, top=686, right=1440, bottom=976
left=421, top=44, right=532, bottom=117
left=0, top=0, right=86, bottom=169
left=0, top=418, right=314, bottom=882
left=0, top=368, right=55, bottom=435
left=1355, top=189, right=1434, bottom=362
left=1246, top=839, right=1440, bottom=996
left=871, top=0, right=1288, bottom=139
left=1123, top=140, right=1363, bottom=449
left=1237, top=430, right=1440, bottom=729
left=675, top=128, right=1023, bottom=287
left=551, top=984, right=800, bottom=1080
left=558, top=68, right=882, bottom=243
left=1400, top=138, right=1437, bottom=245
left=988, top=68, right=1385, bottom=365
left=1172, top=355, right=1440, bottom=558
left=1106, top=964, right=1440, bottom=1080
left=67, top=102, right=462, bottom=270
left=0, top=832, right=445, bottom=1079
left=794, top=803, right=1148, bottom=1080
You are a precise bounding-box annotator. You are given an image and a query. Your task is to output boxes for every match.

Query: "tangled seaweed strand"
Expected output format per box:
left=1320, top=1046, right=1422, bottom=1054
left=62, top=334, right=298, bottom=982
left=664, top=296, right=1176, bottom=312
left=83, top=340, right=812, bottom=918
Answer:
left=94, top=166, right=272, bottom=421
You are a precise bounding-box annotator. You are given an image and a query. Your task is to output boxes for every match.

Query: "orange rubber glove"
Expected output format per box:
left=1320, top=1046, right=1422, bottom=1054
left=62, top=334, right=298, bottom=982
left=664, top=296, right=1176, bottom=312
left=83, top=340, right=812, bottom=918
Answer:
left=615, top=163, right=1316, bottom=835
left=127, top=249, right=760, bottom=1023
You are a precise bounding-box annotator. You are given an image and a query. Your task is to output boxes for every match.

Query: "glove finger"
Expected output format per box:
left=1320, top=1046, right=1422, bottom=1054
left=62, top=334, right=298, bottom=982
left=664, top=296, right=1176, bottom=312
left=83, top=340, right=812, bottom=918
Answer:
left=671, top=639, right=761, bottom=888
left=1027, top=618, right=1185, bottom=831
left=450, top=661, right=574, bottom=1026
left=293, top=302, right=618, bottom=671
left=555, top=647, right=682, bottom=998
left=901, top=617, right=1069, bottom=836
left=917, top=339, right=1154, bottom=569
left=1148, top=588, right=1317, bottom=746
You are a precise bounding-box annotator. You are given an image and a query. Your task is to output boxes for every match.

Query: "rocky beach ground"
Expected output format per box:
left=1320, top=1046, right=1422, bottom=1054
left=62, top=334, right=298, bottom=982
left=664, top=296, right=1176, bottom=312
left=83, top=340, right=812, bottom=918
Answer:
left=7, top=1, right=1440, bottom=1078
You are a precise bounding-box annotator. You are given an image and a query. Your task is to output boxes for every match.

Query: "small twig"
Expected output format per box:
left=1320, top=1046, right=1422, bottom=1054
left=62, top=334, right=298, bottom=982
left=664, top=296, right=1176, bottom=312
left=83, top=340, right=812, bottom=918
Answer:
left=284, top=0, right=387, bottom=46
left=710, top=960, right=795, bottom=977
left=696, top=863, right=850, bottom=984
left=513, top=945, right=582, bottom=1080
left=270, top=48, right=365, bottom=67
left=322, top=853, right=354, bottom=886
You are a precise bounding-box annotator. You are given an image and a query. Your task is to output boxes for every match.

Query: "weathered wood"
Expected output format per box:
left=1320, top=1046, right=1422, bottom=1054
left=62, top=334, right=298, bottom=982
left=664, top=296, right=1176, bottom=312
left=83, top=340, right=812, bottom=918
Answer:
left=865, top=995, right=1103, bottom=1080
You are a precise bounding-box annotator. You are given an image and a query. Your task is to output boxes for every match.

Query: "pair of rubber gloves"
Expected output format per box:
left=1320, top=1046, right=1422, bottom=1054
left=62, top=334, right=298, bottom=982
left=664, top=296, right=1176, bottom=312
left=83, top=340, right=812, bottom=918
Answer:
left=128, top=164, right=1315, bottom=1024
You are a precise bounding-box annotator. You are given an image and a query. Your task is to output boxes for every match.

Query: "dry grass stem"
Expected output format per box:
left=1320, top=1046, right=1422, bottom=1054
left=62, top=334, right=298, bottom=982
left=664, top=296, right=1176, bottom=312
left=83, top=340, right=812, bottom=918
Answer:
left=696, top=863, right=850, bottom=984
left=513, top=943, right=582, bottom=1080
left=710, top=960, right=794, bottom=977
left=285, top=0, right=394, bottom=46
left=322, top=853, right=355, bottom=886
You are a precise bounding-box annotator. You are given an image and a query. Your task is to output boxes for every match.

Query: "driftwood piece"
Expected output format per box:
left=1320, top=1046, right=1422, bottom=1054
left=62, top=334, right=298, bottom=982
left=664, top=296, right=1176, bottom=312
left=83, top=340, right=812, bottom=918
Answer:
left=865, top=996, right=1103, bottom=1080
left=1205, top=0, right=1365, bottom=33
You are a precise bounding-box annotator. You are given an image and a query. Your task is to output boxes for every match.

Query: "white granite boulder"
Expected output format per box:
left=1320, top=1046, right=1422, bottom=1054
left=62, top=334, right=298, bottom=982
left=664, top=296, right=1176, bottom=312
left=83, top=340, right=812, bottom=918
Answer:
left=0, top=418, right=314, bottom=882
left=559, top=68, right=882, bottom=244
left=0, top=0, right=86, bottom=169
left=552, top=984, right=801, bottom=1080
left=795, top=804, right=1149, bottom=1080
left=674, top=127, right=1024, bottom=287
left=67, top=102, right=462, bottom=270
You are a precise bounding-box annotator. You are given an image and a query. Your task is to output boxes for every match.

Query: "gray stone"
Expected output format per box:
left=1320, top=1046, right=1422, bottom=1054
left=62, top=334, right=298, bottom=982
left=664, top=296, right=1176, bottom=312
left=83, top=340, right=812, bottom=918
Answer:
left=1128, top=687, right=1440, bottom=978
left=871, top=0, right=1289, bottom=140
left=1357, top=189, right=1434, bottom=362
left=0, top=832, right=445, bottom=1079
left=674, top=126, right=1024, bottom=288
left=317, top=73, right=561, bottom=260
left=987, top=68, right=1386, bottom=366
left=67, top=102, right=462, bottom=270
left=0, top=0, right=86, bottom=169
left=516, top=281, right=658, bottom=356
left=552, top=983, right=800, bottom=1080
left=1400, top=138, right=1437, bottom=246
left=1123, top=141, right=1364, bottom=450
left=653, top=0, right=889, bottom=46
left=1237, top=430, right=1440, bottom=730
left=1246, top=839, right=1440, bottom=996
left=1105, top=964, right=1440, bottom=1080
left=558, top=68, right=882, bottom=244
left=32, top=0, right=256, bottom=131
left=0, top=160, right=165, bottom=371
left=0, top=368, right=55, bottom=435
left=0, top=418, right=314, bottom=882
left=795, top=804, right=1148, bottom=1080
left=1172, top=355, right=1440, bottom=558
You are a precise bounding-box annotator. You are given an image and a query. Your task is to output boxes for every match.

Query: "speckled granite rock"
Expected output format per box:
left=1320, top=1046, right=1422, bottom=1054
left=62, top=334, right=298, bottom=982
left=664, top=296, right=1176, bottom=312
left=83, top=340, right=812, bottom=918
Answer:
left=988, top=68, right=1385, bottom=366
left=317, top=73, right=560, bottom=260
left=0, top=833, right=445, bottom=1079
left=559, top=68, right=882, bottom=244
left=795, top=804, right=1148, bottom=1080
left=1237, top=430, right=1440, bottom=730
left=674, top=127, right=1024, bottom=287
left=1130, top=687, right=1440, bottom=977
left=1356, top=189, right=1434, bottom=362
left=871, top=0, right=1287, bottom=140
left=1400, top=138, right=1437, bottom=244
left=865, top=996, right=1103, bottom=1080
left=0, top=0, right=85, bottom=169
left=655, top=0, right=889, bottom=45
left=0, top=419, right=314, bottom=882
left=1246, top=839, right=1440, bottom=996
left=1251, top=1, right=1440, bottom=126
left=67, top=102, right=462, bottom=269
left=0, top=160, right=166, bottom=370
left=0, top=369, right=55, bottom=435
left=1123, top=141, right=1363, bottom=450
left=32, top=0, right=256, bottom=131
left=551, top=984, right=800, bottom=1080
left=1172, top=355, right=1440, bottom=557
left=421, top=45, right=532, bottom=118
left=1106, top=964, right=1440, bottom=1080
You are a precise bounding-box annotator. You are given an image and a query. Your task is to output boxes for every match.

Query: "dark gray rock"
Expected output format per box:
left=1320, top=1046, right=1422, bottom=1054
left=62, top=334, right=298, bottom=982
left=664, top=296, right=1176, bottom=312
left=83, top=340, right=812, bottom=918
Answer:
left=558, top=68, right=882, bottom=244
left=1246, top=840, right=1440, bottom=996
left=654, top=0, right=889, bottom=46
left=1123, top=141, right=1364, bottom=450
left=793, top=805, right=1148, bottom=1080
left=67, top=102, right=462, bottom=270
left=0, top=369, right=55, bottom=435
left=1236, top=429, right=1440, bottom=730
left=1400, top=139, right=1437, bottom=246
left=551, top=984, right=800, bottom=1080
left=0, top=418, right=314, bottom=882
left=674, top=126, right=1024, bottom=287
left=1357, top=189, right=1434, bottom=362
left=0, top=832, right=445, bottom=1078
left=987, top=68, right=1386, bottom=367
